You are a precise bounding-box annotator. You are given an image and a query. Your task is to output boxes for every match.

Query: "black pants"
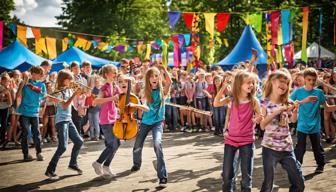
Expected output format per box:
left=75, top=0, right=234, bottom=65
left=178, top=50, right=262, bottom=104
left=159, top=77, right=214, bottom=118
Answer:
left=294, top=131, right=325, bottom=167
left=0, top=108, right=9, bottom=144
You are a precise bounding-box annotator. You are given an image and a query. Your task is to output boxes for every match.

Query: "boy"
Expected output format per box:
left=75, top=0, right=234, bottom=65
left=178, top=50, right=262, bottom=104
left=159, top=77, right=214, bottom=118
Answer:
left=291, top=67, right=336, bottom=173
left=17, top=66, right=47, bottom=161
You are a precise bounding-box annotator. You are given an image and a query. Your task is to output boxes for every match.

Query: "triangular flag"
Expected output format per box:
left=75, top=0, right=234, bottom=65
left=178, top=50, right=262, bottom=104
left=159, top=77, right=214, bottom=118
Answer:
left=62, top=38, right=68, bottom=52
left=245, top=13, right=262, bottom=33
left=32, top=27, right=41, bottom=39
left=192, top=13, right=200, bottom=33
left=98, top=42, right=108, bottom=51
left=204, top=13, right=216, bottom=39
left=183, top=13, right=194, bottom=30
left=9, top=23, right=16, bottom=35
left=46, top=37, right=57, bottom=59
left=183, top=34, right=191, bottom=46
left=216, top=13, right=230, bottom=32
left=17, top=25, right=27, bottom=47
left=168, top=12, right=181, bottom=31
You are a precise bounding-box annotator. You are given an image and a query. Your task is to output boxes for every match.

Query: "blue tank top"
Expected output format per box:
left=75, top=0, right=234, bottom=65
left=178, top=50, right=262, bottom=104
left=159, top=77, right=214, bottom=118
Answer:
left=142, top=89, right=165, bottom=125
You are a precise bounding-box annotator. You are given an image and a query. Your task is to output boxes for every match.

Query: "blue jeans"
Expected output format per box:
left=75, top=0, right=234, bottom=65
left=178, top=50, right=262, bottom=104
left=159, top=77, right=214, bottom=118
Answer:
left=46, top=121, right=83, bottom=173
left=88, top=111, right=100, bottom=138
left=165, top=97, right=178, bottom=131
left=213, top=106, right=226, bottom=134
left=133, top=121, right=167, bottom=180
left=261, top=147, right=304, bottom=192
left=20, top=116, right=42, bottom=157
left=96, top=124, right=120, bottom=166
left=222, top=143, right=254, bottom=192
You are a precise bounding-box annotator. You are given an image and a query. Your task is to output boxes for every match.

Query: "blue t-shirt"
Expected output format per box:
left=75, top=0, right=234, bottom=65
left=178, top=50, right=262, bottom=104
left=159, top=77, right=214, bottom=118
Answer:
left=55, top=89, right=73, bottom=124
left=290, top=87, right=326, bottom=134
left=142, top=89, right=165, bottom=125
left=17, top=79, right=46, bottom=117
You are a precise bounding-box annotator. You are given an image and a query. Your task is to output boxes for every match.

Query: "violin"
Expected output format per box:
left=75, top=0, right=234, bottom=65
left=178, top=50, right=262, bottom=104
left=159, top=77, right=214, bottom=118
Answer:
left=113, top=61, right=139, bottom=140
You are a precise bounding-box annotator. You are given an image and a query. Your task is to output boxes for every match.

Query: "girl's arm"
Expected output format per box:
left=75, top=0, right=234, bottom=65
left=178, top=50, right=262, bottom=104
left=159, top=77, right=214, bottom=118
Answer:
left=213, top=83, right=230, bottom=107
left=324, top=102, right=336, bottom=113
left=62, top=90, right=82, bottom=110
left=253, top=101, right=263, bottom=124
left=158, top=65, right=172, bottom=96
left=290, top=102, right=299, bottom=123
left=260, top=105, right=286, bottom=130
left=203, top=89, right=212, bottom=99
left=128, top=102, right=149, bottom=112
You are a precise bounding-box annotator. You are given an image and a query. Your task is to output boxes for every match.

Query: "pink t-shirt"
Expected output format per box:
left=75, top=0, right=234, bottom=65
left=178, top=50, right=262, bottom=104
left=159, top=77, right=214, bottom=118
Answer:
left=225, top=101, right=255, bottom=147
left=99, top=82, right=120, bottom=125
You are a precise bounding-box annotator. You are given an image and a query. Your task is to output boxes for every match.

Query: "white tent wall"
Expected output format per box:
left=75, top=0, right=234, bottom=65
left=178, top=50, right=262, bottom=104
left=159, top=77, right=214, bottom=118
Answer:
left=294, top=42, right=335, bottom=59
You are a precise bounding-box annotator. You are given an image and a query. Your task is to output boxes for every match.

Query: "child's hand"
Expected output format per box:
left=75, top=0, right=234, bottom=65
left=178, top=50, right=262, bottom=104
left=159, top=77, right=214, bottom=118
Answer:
left=304, top=96, right=318, bottom=103
left=113, top=95, right=119, bottom=103
left=253, top=113, right=263, bottom=124
left=252, top=48, right=258, bottom=56
left=127, top=103, right=136, bottom=108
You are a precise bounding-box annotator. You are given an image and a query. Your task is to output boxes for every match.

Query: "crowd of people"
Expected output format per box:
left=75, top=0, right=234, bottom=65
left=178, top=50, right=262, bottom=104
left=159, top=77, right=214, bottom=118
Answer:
left=0, top=51, right=336, bottom=191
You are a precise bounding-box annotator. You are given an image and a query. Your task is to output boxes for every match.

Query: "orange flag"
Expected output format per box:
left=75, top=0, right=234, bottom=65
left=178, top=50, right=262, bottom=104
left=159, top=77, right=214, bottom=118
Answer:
left=46, top=37, right=57, bottom=59
left=35, top=38, right=47, bottom=55
left=17, top=25, right=27, bottom=47
left=62, top=38, right=68, bottom=52
left=84, top=41, right=92, bottom=51
left=32, top=27, right=41, bottom=39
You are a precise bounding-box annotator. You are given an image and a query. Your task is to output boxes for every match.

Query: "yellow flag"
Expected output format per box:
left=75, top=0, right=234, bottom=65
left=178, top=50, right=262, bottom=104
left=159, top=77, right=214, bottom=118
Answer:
left=62, top=38, right=68, bottom=52
left=137, top=41, right=144, bottom=54
left=17, top=25, right=27, bottom=47
left=74, top=38, right=87, bottom=48
left=35, top=38, right=47, bottom=55
left=144, top=43, right=151, bottom=60
left=84, top=41, right=92, bottom=51
left=204, top=13, right=216, bottom=39
left=97, top=42, right=108, bottom=51
left=223, top=38, right=229, bottom=47
left=46, top=37, right=57, bottom=59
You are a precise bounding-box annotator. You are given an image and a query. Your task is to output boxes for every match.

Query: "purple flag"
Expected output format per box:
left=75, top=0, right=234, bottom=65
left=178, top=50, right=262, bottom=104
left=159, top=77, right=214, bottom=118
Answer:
left=152, top=42, right=160, bottom=50
left=113, top=45, right=125, bottom=53
left=168, top=12, right=181, bottom=31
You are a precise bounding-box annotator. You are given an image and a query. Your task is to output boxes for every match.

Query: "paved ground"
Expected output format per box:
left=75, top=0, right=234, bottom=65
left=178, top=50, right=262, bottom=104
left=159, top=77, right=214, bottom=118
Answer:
left=0, top=132, right=336, bottom=192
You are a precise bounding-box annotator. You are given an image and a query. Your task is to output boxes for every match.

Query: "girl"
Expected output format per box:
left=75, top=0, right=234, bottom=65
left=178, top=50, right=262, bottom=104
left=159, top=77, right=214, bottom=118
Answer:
left=214, top=70, right=262, bottom=191
left=194, top=70, right=208, bottom=132
left=0, top=73, right=13, bottom=145
left=131, top=64, right=172, bottom=187
left=86, top=75, right=101, bottom=141
left=212, top=75, right=225, bottom=136
left=41, top=82, right=57, bottom=143
left=260, top=71, right=304, bottom=192
left=45, top=70, right=84, bottom=180
left=184, top=74, right=195, bottom=132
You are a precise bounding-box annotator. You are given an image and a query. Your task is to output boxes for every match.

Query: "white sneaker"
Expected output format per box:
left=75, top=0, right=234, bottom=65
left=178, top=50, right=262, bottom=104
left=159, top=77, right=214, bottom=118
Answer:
left=102, top=165, right=115, bottom=178
left=92, top=161, right=103, bottom=175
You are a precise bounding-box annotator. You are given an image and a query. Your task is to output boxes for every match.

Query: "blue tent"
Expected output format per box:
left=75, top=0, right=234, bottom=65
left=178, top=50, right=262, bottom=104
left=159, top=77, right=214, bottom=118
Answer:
left=53, top=47, right=119, bottom=70
left=217, top=25, right=267, bottom=75
left=0, top=40, right=47, bottom=72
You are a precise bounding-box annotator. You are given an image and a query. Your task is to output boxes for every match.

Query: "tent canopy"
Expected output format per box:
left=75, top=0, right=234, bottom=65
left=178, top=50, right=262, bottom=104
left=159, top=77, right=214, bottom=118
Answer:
left=0, top=40, right=47, bottom=71
left=53, top=47, right=119, bottom=69
left=294, top=42, right=335, bottom=59
left=217, top=25, right=267, bottom=66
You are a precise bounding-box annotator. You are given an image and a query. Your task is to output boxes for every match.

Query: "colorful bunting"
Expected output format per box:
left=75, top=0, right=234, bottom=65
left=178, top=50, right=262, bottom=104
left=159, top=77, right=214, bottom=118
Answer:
left=62, top=38, right=69, bottom=52
left=245, top=13, right=262, bottom=33
left=301, top=7, right=309, bottom=63
left=183, top=34, right=191, bottom=46
left=137, top=41, right=144, bottom=54
left=74, top=38, right=87, bottom=49
left=97, top=42, right=108, bottom=51
left=162, top=39, right=168, bottom=68
left=84, top=41, right=92, bottom=51
left=281, top=10, right=291, bottom=44
left=9, top=23, right=16, bottom=35
left=46, top=37, right=57, bottom=59
left=35, top=38, right=47, bottom=55
left=270, top=11, right=280, bottom=45
left=183, top=13, right=194, bottom=30
left=204, top=13, right=216, bottom=39
left=168, top=12, right=181, bottom=31
left=32, top=27, right=41, bottom=39
left=216, top=13, right=230, bottom=32
left=265, top=12, right=273, bottom=65
left=17, top=25, right=28, bottom=47
left=145, top=43, right=151, bottom=60
left=152, top=42, right=160, bottom=50
left=172, top=35, right=181, bottom=67
left=0, top=21, right=3, bottom=50
left=192, top=13, right=200, bottom=33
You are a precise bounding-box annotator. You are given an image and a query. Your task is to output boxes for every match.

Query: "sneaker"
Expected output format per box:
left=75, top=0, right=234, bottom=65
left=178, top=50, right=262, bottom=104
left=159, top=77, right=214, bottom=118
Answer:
left=102, top=166, right=114, bottom=178
left=42, top=138, right=48, bottom=143
left=36, top=153, right=44, bottom=161
left=92, top=161, right=103, bottom=175
left=159, top=178, right=167, bottom=187
left=198, top=128, right=203, bottom=132
left=68, top=165, right=83, bottom=175
left=130, top=165, right=140, bottom=172
left=315, top=166, right=324, bottom=174
left=45, top=171, right=59, bottom=180
left=180, top=127, right=186, bottom=132
left=23, top=154, right=33, bottom=162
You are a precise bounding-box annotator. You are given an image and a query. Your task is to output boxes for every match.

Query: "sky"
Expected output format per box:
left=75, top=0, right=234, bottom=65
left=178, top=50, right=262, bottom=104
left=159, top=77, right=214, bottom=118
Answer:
left=11, top=0, right=62, bottom=27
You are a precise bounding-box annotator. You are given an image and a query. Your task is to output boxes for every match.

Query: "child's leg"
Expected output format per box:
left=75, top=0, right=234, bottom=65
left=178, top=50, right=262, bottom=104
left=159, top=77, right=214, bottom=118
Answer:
left=0, top=108, right=9, bottom=144
left=68, top=121, right=84, bottom=167
left=19, top=116, right=30, bottom=158
left=323, top=109, right=331, bottom=141
left=151, top=122, right=167, bottom=180
left=239, top=143, right=254, bottom=191
left=41, top=116, right=49, bottom=139
left=93, top=111, right=100, bottom=139
left=132, top=124, right=150, bottom=168
left=260, top=147, right=278, bottom=192
left=309, top=133, right=325, bottom=168
left=50, top=117, right=57, bottom=140
left=30, top=117, right=42, bottom=155
left=97, top=124, right=120, bottom=167
left=294, top=131, right=307, bottom=164
left=222, top=144, right=238, bottom=191
left=281, top=151, right=305, bottom=192
left=88, top=112, right=94, bottom=139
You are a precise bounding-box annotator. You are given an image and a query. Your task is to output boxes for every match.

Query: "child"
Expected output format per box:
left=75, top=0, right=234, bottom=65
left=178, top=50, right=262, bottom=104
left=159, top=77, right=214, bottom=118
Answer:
left=260, top=71, right=304, bottom=192
left=290, top=67, right=336, bottom=173
left=45, top=70, right=84, bottom=180
left=194, top=70, right=208, bottom=132
left=0, top=73, right=13, bottom=145
left=86, top=75, right=101, bottom=141
left=131, top=64, right=172, bottom=187
left=212, top=75, right=225, bottom=136
left=16, top=66, right=46, bottom=161
left=41, top=82, right=57, bottom=143
left=214, top=70, right=262, bottom=191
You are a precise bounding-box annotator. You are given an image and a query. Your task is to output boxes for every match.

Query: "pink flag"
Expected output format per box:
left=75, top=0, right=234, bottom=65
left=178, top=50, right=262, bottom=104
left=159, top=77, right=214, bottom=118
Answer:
left=270, top=11, right=280, bottom=45
left=0, top=21, right=3, bottom=50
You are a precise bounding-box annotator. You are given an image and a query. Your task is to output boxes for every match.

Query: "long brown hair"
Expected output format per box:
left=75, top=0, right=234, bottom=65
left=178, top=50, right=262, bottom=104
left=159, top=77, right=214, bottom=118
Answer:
left=56, top=70, right=73, bottom=90
left=231, top=70, right=257, bottom=107
left=263, top=70, right=291, bottom=104
left=144, top=67, right=164, bottom=104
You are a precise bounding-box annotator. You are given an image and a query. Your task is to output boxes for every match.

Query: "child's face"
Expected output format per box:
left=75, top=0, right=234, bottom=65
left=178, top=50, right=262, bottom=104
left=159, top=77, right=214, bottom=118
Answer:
left=0, top=78, right=9, bottom=87
left=106, top=69, right=117, bottom=80
left=118, top=78, right=128, bottom=93
left=31, top=73, right=43, bottom=81
left=304, top=75, right=317, bottom=90
left=71, top=65, right=80, bottom=75
left=149, top=71, right=160, bottom=89
left=64, top=79, right=72, bottom=87
left=241, top=76, right=254, bottom=94
left=205, top=75, right=212, bottom=83
left=272, top=77, right=289, bottom=96
left=296, top=75, right=304, bottom=87
left=214, top=78, right=221, bottom=87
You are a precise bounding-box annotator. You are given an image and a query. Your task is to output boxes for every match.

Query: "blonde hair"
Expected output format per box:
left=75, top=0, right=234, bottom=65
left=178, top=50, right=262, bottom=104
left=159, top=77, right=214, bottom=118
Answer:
left=231, top=70, right=257, bottom=107
left=144, top=67, right=164, bottom=104
left=56, top=70, right=73, bottom=90
left=263, top=70, right=292, bottom=104
left=100, top=64, right=118, bottom=79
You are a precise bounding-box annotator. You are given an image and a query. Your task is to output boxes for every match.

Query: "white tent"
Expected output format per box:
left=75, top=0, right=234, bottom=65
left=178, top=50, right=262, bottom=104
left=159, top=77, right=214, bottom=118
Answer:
left=294, top=42, right=335, bottom=59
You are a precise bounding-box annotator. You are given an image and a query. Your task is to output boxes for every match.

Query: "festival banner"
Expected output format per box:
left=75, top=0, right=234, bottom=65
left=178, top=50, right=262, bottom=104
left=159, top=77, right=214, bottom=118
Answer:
left=183, top=13, right=194, bottom=30
left=192, top=13, right=200, bottom=33
left=216, top=13, right=230, bottom=32
left=281, top=10, right=291, bottom=44
left=35, top=38, right=47, bottom=55
left=46, top=37, right=57, bottom=59
left=301, top=7, right=309, bottom=63
left=204, top=13, right=216, bottom=39
left=0, top=21, right=3, bottom=50
left=168, top=12, right=181, bottom=31
left=17, top=25, right=28, bottom=47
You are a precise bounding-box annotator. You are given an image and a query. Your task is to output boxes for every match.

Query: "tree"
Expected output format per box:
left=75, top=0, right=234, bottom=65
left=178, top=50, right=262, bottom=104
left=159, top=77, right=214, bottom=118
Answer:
left=0, top=0, right=16, bottom=47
